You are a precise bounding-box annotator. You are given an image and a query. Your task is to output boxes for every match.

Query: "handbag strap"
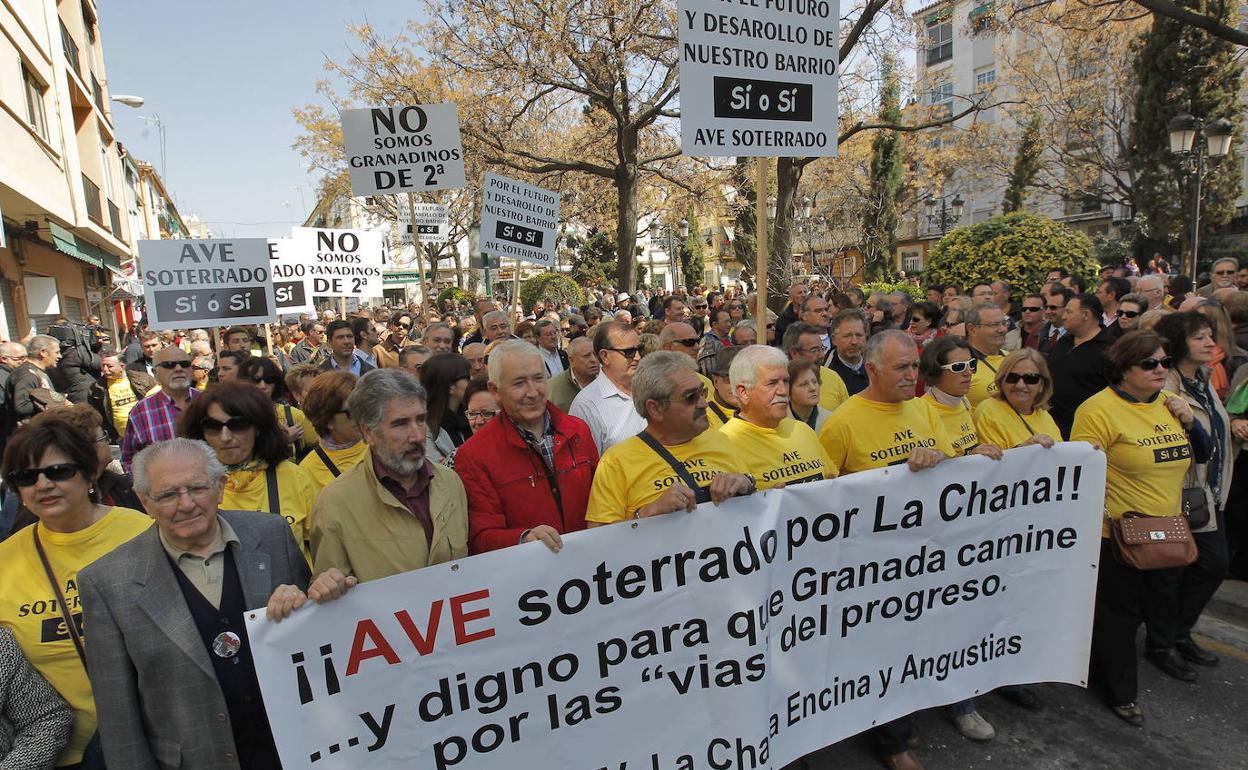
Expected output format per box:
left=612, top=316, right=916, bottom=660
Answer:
left=32, top=525, right=87, bottom=667
left=313, top=445, right=342, bottom=478
left=708, top=401, right=730, bottom=423
left=1007, top=403, right=1036, bottom=436
left=265, top=464, right=281, bottom=515
left=637, top=430, right=712, bottom=504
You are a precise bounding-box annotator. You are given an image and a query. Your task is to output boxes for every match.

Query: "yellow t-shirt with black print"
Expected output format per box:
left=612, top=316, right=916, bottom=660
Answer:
left=819, top=395, right=954, bottom=474
left=586, top=430, right=738, bottom=524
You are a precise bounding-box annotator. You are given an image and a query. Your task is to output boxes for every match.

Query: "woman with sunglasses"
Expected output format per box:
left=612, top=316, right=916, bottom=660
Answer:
left=179, top=384, right=316, bottom=563
left=297, top=371, right=367, bottom=496
left=0, top=417, right=150, bottom=768
left=26, top=406, right=145, bottom=514
left=973, top=349, right=1061, bottom=450
left=919, top=336, right=992, bottom=457
left=1153, top=312, right=1234, bottom=674
left=419, top=353, right=473, bottom=466
left=908, top=301, right=941, bottom=349
left=238, top=357, right=319, bottom=459
left=1071, top=331, right=1207, bottom=726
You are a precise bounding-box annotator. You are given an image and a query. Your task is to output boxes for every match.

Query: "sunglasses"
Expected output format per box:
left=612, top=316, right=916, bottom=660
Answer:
left=1004, top=372, right=1044, bottom=385
left=200, top=416, right=254, bottom=434
left=1116, top=309, right=1141, bottom=319
left=252, top=376, right=279, bottom=385
left=1214, top=269, right=1236, bottom=276
left=9, top=462, right=79, bottom=488
left=1045, top=304, right=1064, bottom=311
left=671, top=385, right=708, bottom=405
left=1021, top=306, right=1043, bottom=313
left=1137, top=356, right=1174, bottom=371
left=605, top=346, right=643, bottom=360
left=156, top=360, right=192, bottom=370
left=672, top=338, right=700, bottom=347
left=940, top=359, right=978, bottom=374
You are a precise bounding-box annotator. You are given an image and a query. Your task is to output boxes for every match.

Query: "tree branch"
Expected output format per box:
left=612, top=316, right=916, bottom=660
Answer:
left=1129, top=0, right=1248, bottom=45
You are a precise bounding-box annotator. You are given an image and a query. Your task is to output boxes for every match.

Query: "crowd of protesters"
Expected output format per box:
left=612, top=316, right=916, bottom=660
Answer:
left=0, top=256, right=1246, bottom=769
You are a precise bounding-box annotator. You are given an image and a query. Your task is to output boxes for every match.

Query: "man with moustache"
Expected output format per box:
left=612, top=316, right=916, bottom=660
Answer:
left=310, top=369, right=468, bottom=582
left=122, top=346, right=201, bottom=472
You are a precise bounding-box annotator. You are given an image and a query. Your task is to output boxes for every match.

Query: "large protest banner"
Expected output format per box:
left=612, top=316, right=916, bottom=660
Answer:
left=248, top=444, right=1105, bottom=770
left=137, top=239, right=276, bottom=330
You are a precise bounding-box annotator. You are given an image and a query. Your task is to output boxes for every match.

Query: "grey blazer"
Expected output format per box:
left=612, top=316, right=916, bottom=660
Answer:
left=79, top=510, right=311, bottom=770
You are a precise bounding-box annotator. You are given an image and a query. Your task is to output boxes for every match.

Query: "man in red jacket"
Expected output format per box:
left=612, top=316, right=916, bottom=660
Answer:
left=455, top=340, right=599, bottom=553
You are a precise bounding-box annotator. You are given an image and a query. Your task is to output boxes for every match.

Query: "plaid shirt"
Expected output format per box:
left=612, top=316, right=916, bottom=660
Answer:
left=511, top=410, right=555, bottom=471
left=121, top=388, right=201, bottom=472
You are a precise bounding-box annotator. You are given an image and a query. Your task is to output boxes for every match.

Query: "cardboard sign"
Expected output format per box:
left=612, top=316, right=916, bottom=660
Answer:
left=267, top=238, right=315, bottom=315
left=398, top=203, right=450, bottom=245
left=291, top=227, right=385, bottom=299
left=137, top=239, right=276, bottom=330
left=341, top=104, right=467, bottom=195
left=479, top=173, right=560, bottom=267
left=679, top=0, right=840, bottom=157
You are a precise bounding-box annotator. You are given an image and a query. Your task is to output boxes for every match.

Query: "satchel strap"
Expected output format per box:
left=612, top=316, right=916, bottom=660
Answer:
left=265, top=464, right=281, bottom=515
left=1008, top=403, right=1036, bottom=436
left=32, top=525, right=87, bottom=667
left=313, top=445, right=342, bottom=478
left=636, top=431, right=711, bottom=504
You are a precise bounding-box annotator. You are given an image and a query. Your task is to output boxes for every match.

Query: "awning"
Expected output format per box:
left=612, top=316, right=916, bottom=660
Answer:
left=46, top=222, right=123, bottom=270
left=968, top=3, right=993, bottom=18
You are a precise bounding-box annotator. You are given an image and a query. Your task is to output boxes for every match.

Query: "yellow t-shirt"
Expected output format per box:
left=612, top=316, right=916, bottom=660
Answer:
left=921, top=392, right=979, bottom=456
left=819, top=368, right=849, bottom=413
left=819, top=395, right=954, bottom=475
left=973, top=397, right=1063, bottom=450
left=1070, top=388, right=1192, bottom=537
left=967, top=352, right=1005, bottom=408
left=586, top=430, right=739, bottom=524
left=705, top=396, right=738, bottom=431
left=299, top=441, right=370, bottom=496
left=0, top=508, right=151, bottom=766
left=106, top=376, right=141, bottom=437
left=719, top=416, right=835, bottom=490
left=221, top=461, right=315, bottom=562
left=276, top=404, right=320, bottom=453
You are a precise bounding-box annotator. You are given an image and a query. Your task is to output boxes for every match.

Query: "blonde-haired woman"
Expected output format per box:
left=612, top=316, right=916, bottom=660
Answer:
left=973, top=348, right=1062, bottom=449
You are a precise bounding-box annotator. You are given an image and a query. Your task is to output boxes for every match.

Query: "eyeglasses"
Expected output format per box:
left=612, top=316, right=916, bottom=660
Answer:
left=940, top=359, right=978, bottom=374
left=8, top=463, right=80, bottom=488
left=1045, top=304, right=1064, bottom=311
left=668, top=385, right=708, bottom=406
left=1004, top=372, right=1045, bottom=385
left=148, top=482, right=217, bottom=506
left=1136, top=356, right=1174, bottom=371
left=398, top=323, right=411, bottom=329
left=1021, top=306, right=1043, bottom=313
left=798, top=345, right=829, bottom=355
left=156, top=360, right=192, bottom=370
left=1214, top=269, right=1237, bottom=276
left=672, top=338, right=699, bottom=347
left=200, top=416, right=254, bottom=434
left=1116, top=309, right=1142, bottom=319
left=605, top=346, right=643, bottom=360
left=95, top=432, right=109, bottom=445
left=467, top=410, right=497, bottom=421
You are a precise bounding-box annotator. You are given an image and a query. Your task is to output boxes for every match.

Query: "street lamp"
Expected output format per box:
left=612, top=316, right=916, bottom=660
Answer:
left=795, top=195, right=818, bottom=276
left=924, top=192, right=964, bottom=235
left=111, top=94, right=144, bottom=108
left=1168, top=111, right=1234, bottom=280
left=649, top=219, right=690, bottom=290
left=137, top=114, right=168, bottom=188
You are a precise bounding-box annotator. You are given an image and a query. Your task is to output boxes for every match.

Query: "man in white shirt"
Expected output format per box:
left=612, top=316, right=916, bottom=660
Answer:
left=569, top=321, right=645, bottom=453
left=534, top=318, right=568, bottom=376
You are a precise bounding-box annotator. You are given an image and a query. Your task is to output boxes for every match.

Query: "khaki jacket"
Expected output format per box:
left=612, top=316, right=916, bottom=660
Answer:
left=311, top=449, right=468, bottom=582
left=1165, top=368, right=1236, bottom=532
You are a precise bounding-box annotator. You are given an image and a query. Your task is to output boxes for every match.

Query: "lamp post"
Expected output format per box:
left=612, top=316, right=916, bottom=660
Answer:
left=137, top=113, right=168, bottom=188
left=649, top=219, right=689, bottom=290
left=924, top=192, right=964, bottom=236
left=1167, top=112, right=1234, bottom=281
left=794, top=195, right=817, bottom=276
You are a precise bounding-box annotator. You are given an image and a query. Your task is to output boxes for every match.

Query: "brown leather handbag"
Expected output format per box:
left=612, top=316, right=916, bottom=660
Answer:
left=1109, top=511, right=1198, bottom=570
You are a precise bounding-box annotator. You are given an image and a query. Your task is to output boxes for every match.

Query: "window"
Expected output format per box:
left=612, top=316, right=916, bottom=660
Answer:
left=901, top=250, right=924, bottom=274
left=975, top=69, right=996, bottom=89
left=926, top=20, right=953, bottom=65
left=928, top=82, right=953, bottom=117
left=21, top=64, right=49, bottom=140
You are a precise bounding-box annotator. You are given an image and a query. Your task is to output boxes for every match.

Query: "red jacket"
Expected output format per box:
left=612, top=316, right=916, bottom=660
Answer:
left=455, top=403, right=598, bottom=554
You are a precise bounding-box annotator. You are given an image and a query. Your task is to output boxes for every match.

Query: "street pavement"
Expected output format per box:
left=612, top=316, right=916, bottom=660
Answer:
left=801, top=580, right=1248, bottom=770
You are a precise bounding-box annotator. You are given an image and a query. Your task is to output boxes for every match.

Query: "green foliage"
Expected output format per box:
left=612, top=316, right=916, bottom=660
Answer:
left=679, top=207, right=705, bottom=287
left=569, top=229, right=618, bottom=288
left=520, top=272, right=585, bottom=312
left=635, top=261, right=648, bottom=286
left=859, top=279, right=923, bottom=301
left=1128, top=0, right=1243, bottom=262
left=861, top=56, right=903, bottom=281
left=732, top=157, right=758, bottom=268
left=924, top=212, right=1098, bottom=293
left=436, top=286, right=474, bottom=308
left=1002, top=114, right=1043, bottom=213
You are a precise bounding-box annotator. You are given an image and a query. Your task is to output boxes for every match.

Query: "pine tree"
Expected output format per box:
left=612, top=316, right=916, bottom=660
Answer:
left=1128, top=0, right=1243, bottom=272
left=1002, top=114, right=1043, bottom=213
left=861, top=57, right=903, bottom=281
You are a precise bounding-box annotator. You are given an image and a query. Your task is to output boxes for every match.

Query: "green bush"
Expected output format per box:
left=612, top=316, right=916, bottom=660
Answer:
left=859, top=279, right=923, bottom=301
left=924, top=212, right=1098, bottom=294
left=520, top=272, right=585, bottom=312
left=436, top=287, right=475, bottom=308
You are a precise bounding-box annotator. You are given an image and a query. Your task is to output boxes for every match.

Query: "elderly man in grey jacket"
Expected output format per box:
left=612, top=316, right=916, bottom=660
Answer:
left=79, top=438, right=354, bottom=770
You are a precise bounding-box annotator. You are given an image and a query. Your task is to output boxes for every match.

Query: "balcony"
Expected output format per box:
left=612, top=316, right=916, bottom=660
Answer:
left=82, top=174, right=103, bottom=225
left=108, top=201, right=122, bottom=239
left=60, top=19, right=81, bottom=78
left=92, top=74, right=105, bottom=113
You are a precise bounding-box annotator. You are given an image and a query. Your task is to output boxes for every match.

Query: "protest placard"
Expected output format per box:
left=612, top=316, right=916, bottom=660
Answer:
left=678, top=0, right=840, bottom=157
left=291, top=227, right=385, bottom=299
left=398, top=202, right=450, bottom=245
left=267, top=238, right=315, bottom=315
left=341, top=104, right=466, bottom=195
left=248, top=444, right=1105, bottom=770
left=137, top=239, right=276, bottom=330
left=479, top=173, right=560, bottom=267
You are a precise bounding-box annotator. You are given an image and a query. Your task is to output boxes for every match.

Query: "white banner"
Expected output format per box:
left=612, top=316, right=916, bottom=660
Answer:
left=248, top=445, right=1105, bottom=770
left=479, top=173, right=560, bottom=267
left=137, top=239, right=277, bottom=330
left=267, top=238, right=315, bottom=316
left=341, top=104, right=466, bottom=195
left=291, top=227, right=385, bottom=299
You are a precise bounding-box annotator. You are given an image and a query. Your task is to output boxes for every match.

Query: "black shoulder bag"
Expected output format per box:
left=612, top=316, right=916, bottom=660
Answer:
left=313, top=445, right=342, bottom=478
left=636, top=431, right=712, bottom=504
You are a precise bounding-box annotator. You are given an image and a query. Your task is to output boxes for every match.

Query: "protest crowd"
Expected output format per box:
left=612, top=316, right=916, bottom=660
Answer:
left=2, top=257, right=1248, bottom=770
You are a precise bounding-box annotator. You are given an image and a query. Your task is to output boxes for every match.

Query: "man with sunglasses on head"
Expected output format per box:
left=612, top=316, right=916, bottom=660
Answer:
left=121, top=346, right=201, bottom=472
left=1048, top=293, right=1114, bottom=439
left=570, top=321, right=647, bottom=453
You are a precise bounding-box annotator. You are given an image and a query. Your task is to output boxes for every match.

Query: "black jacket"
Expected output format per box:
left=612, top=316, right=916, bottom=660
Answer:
left=7, top=362, right=57, bottom=428
left=774, top=304, right=800, bottom=348
left=1048, top=327, right=1115, bottom=439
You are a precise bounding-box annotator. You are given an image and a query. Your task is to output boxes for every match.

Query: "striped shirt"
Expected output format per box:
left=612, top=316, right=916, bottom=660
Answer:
left=121, top=388, right=201, bottom=471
